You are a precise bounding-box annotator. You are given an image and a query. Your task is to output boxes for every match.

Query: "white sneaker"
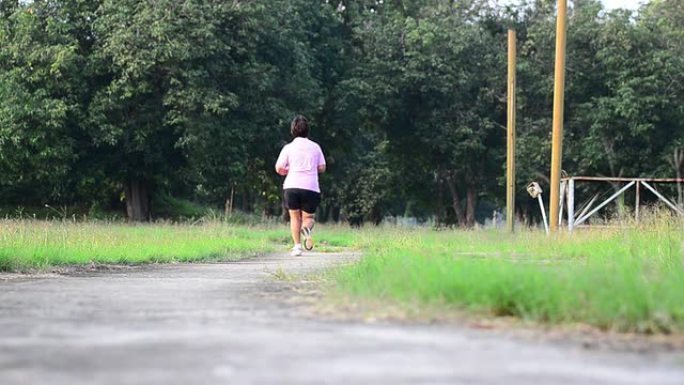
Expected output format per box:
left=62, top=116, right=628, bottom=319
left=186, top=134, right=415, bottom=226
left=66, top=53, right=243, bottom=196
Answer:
left=301, top=226, right=314, bottom=251
left=290, top=245, right=303, bottom=256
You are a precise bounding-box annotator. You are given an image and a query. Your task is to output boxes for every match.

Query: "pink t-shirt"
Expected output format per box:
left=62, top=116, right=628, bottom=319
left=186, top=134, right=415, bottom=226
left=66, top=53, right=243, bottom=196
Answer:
left=275, top=137, right=326, bottom=193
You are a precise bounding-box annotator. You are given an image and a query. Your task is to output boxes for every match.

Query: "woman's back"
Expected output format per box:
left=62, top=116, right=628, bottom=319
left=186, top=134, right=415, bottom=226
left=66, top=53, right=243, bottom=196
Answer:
left=276, top=137, right=325, bottom=193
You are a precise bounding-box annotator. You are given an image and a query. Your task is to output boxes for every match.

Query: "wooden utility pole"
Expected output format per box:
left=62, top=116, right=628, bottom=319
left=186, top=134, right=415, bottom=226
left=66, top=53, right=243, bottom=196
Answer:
left=549, top=0, right=568, bottom=233
left=506, top=30, right=517, bottom=233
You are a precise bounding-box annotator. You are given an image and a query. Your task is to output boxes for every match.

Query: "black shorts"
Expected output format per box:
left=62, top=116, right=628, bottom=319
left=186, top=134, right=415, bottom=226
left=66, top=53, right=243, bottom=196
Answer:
left=284, top=188, right=321, bottom=213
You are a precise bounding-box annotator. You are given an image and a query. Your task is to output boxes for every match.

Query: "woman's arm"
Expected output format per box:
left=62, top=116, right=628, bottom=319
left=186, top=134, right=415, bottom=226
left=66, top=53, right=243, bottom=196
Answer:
left=275, top=145, right=289, bottom=175
left=317, top=145, right=326, bottom=173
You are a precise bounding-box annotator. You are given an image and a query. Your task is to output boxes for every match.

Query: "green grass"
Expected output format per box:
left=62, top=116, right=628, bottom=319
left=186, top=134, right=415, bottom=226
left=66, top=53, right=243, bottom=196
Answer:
left=0, top=220, right=283, bottom=271
left=329, top=221, right=684, bottom=333
left=0, top=220, right=365, bottom=271
left=3, top=217, right=683, bottom=334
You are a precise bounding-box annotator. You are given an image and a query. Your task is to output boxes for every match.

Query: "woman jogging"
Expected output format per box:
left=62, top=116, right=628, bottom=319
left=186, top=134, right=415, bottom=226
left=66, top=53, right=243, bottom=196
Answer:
left=275, top=115, right=326, bottom=256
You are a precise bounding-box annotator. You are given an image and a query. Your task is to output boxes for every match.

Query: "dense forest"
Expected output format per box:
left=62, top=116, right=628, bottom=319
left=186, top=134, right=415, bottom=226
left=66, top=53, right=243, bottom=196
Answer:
left=0, top=0, right=682, bottom=225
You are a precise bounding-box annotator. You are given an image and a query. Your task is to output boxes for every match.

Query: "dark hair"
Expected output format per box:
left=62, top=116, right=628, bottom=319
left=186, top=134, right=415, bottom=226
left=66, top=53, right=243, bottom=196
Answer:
left=290, top=115, right=309, bottom=138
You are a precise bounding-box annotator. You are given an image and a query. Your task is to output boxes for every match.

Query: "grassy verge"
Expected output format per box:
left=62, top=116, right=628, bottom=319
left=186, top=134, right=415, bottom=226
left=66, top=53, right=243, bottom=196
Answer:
left=0, top=220, right=287, bottom=271
left=0, top=220, right=367, bottom=271
left=5, top=217, right=682, bottom=334
left=329, top=220, right=684, bottom=334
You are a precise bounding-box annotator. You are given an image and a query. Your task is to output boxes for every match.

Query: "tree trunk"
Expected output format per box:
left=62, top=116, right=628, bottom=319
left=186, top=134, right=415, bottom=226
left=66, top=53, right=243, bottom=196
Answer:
left=331, top=206, right=341, bottom=223
left=282, top=200, right=289, bottom=223
left=124, top=178, right=150, bottom=222
left=466, top=185, right=477, bottom=227
left=677, top=166, right=683, bottom=209
left=369, top=206, right=383, bottom=225
left=319, top=205, right=330, bottom=223
left=241, top=191, right=249, bottom=212
left=225, top=185, right=234, bottom=216
left=445, top=173, right=465, bottom=226
left=673, top=148, right=683, bottom=208
left=436, top=176, right=446, bottom=226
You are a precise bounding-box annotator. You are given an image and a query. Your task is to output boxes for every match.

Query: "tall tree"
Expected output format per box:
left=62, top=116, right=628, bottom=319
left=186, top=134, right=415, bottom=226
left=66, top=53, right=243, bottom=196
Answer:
left=0, top=1, right=88, bottom=205
left=88, top=0, right=253, bottom=220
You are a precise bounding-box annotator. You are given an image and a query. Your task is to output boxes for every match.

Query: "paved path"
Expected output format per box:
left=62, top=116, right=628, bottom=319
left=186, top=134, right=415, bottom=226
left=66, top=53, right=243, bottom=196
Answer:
left=1, top=252, right=683, bottom=385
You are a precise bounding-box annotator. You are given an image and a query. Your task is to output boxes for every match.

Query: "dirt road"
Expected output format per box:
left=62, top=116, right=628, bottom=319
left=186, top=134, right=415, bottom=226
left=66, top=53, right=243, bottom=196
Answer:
left=1, top=252, right=683, bottom=384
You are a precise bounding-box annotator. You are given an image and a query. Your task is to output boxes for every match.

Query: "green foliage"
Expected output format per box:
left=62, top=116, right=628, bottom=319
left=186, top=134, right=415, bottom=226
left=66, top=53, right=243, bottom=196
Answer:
left=0, top=0, right=682, bottom=225
left=150, top=194, right=208, bottom=219
left=0, top=2, right=87, bottom=203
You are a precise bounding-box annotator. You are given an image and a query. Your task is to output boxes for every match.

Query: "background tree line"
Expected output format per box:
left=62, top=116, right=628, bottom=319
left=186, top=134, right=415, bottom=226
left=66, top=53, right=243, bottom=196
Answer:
left=0, top=0, right=682, bottom=225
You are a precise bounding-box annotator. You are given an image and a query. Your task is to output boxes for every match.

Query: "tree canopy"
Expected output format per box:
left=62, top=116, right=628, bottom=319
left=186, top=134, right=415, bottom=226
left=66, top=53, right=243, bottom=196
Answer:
left=0, top=0, right=682, bottom=225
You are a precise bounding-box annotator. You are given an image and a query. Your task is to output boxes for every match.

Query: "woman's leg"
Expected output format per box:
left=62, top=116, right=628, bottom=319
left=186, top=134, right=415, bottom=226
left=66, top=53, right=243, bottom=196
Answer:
left=289, top=209, right=302, bottom=246
left=301, top=211, right=315, bottom=249
left=302, top=211, right=315, bottom=231
left=300, top=191, right=319, bottom=233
